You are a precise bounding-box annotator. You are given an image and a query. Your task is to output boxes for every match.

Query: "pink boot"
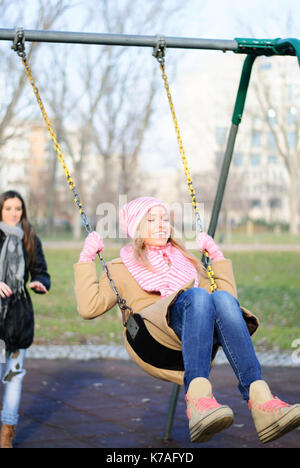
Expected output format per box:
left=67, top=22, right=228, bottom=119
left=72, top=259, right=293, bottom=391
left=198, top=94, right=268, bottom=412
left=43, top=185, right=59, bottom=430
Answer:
left=185, top=378, right=234, bottom=443
left=249, top=380, right=300, bottom=443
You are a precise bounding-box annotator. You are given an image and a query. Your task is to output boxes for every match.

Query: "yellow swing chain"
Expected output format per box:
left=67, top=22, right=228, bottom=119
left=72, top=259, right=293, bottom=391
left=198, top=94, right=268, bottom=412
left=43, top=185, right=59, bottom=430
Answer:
left=12, top=29, right=134, bottom=324
left=153, top=38, right=217, bottom=292
left=21, top=52, right=93, bottom=231
left=11, top=34, right=90, bottom=228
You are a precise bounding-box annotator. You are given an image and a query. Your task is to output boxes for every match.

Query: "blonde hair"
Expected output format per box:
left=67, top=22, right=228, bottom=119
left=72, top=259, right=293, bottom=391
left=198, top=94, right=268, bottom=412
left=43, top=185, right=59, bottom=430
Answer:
left=133, top=225, right=204, bottom=273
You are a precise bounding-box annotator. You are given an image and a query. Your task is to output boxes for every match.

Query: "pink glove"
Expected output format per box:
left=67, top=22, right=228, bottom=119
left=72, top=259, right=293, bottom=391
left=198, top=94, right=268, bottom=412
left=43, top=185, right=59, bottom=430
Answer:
left=79, top=231, right=105, bottom=263
left=196, top=232, right=224, bottom=262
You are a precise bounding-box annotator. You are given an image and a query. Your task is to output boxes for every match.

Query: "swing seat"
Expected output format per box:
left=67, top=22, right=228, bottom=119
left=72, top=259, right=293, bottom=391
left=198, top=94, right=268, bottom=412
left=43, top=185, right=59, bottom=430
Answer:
left=126, top=314, right=184, bottom=371
left=126, top=313, right=221, bottom=372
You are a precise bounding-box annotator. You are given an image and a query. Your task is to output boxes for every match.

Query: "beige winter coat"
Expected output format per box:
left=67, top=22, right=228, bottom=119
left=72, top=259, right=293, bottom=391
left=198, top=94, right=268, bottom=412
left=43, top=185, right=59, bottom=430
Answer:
left=74, top=257, right=259, bottom=386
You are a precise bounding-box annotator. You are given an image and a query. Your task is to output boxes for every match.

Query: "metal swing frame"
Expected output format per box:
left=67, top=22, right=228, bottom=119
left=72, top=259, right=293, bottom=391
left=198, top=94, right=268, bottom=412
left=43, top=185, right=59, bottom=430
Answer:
left=1, top=27, right=299, bottom=441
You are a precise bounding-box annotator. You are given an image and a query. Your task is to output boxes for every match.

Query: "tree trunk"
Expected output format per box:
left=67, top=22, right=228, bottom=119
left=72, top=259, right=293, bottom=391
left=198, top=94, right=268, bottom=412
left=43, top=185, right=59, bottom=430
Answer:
left=45, top=146, right=58, bottom=236
left=289, top=166, right=299, bottom=234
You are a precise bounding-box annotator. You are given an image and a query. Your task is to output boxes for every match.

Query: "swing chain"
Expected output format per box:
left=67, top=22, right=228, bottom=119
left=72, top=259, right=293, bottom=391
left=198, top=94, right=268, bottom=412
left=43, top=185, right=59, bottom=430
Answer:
left=11, top=30, right=91, bottom=229
left=153, top=48, right=204, bottom=232
left=12, top=29, right=134, bottom=326
left=98, top=252, right=134, bottom=327
left=153, top=44, right=217, bottom=292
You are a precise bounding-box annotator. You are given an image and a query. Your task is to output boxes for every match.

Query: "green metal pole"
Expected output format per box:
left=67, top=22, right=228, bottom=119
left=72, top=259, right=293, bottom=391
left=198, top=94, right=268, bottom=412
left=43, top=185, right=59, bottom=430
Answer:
left=208, top=54, right=256, bottom=237
left=163, top=382, right=181, bottom=440
left=163, top=54, right=256, bottom=441
left=207, top=123, right=238, bottom=238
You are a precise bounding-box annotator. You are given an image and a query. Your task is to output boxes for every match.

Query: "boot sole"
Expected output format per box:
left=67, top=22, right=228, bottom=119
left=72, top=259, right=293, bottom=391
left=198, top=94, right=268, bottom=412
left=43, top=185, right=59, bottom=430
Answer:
left=190, top=407, right=234, bottom=443
left=258, top=405, right=300, bottom=444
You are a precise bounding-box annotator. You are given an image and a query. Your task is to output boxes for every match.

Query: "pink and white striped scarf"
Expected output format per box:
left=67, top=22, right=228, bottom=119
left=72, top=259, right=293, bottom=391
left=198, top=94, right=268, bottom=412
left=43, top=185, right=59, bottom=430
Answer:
left=120, top=242, right=199, bottom=298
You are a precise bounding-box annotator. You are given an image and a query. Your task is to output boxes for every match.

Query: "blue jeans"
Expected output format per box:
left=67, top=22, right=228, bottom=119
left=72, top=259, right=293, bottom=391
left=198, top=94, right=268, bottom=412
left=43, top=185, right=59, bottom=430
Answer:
left=0, top=349, right=26, bottom=426
left=169, top=288, right=262, bottom=400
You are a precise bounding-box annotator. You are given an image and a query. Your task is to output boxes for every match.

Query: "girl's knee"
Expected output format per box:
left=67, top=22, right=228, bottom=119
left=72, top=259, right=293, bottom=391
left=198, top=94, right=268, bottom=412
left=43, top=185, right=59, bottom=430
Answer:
left=182, top=289, right=212, bottom=319
left=212, top=290, right=237, bottom=306
left=185, top=287, right=211, bottom=305
left=212, top=290, right=242, bottom=320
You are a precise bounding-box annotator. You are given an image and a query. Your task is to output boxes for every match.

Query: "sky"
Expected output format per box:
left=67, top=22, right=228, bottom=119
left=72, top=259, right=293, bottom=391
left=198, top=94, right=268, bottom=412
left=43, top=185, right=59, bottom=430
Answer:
left=183, top=0, right=300, bottom=37
left=1, top=0, right=299, bottom=172
left=167, top=0, right=300, bottom=72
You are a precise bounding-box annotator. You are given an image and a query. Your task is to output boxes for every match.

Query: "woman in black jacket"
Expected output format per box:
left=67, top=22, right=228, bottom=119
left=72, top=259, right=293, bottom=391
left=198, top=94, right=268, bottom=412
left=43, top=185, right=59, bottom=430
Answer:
left=0, top=190, right=50, bottom=448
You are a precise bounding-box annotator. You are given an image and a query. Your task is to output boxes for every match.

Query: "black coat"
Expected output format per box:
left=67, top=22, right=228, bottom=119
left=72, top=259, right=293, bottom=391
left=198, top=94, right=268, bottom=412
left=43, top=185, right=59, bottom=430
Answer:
left=0, top=229, right=51, bottom=352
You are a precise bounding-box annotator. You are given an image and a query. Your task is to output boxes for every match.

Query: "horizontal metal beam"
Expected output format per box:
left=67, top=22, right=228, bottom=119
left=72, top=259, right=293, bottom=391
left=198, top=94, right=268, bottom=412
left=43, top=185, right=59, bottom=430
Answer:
left=2, top=28, right=299, bottom=63
left=0, top=28, right=238, bottom=51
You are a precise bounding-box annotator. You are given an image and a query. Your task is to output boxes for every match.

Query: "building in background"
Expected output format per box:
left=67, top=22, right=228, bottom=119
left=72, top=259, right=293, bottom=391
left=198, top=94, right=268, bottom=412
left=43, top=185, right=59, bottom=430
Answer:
left=173, top=52, right=299, bottom=229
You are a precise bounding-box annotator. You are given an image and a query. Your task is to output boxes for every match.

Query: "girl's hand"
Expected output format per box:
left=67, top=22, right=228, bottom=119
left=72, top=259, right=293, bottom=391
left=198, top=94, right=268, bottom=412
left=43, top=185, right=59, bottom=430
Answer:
left=196, top=232, right=225, bottom=262
left=29, top=281, right=49, bottom=294
left=79, top=231, right=105, bottom=263
left=0, top=281, right=12, bottom=298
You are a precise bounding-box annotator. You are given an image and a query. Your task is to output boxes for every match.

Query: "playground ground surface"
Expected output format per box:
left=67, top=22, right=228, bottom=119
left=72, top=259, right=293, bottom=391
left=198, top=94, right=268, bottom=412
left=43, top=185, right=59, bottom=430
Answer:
left=9, top=357, right=300, bottom=450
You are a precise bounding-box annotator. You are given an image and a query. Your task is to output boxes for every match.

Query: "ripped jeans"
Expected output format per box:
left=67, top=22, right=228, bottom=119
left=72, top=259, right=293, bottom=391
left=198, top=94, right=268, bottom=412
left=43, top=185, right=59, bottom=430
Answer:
left=0, top=349, right=26, bottom=426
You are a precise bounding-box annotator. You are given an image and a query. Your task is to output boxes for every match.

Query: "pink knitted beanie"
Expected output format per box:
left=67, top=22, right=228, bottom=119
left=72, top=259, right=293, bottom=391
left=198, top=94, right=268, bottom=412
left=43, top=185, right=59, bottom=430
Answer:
left=119, top=197, right=168, bottom=238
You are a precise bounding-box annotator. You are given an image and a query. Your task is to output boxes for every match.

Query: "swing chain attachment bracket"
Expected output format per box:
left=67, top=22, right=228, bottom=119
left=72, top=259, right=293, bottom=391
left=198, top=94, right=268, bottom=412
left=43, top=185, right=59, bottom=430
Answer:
left=11, top=28, right=26, bottom=59
left=152, top=35, right=166, bottom=65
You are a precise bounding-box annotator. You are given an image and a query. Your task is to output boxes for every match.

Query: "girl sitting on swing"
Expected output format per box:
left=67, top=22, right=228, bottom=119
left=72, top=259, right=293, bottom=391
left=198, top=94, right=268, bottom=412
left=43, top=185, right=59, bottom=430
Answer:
left=74, top=196, right=300, bottom=444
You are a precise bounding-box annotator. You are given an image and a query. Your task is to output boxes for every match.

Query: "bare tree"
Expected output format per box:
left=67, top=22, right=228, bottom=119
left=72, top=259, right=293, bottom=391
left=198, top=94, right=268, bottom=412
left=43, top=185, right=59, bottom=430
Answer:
left=0, top=0, right=72, bottom=161
left=32, top=45, right=81, bottom=236
left=88, top=0, right=186, bottom=208
left=37, top=40, right=126, bottom=238
left=1, top=0, right=190, bottom=237
left=252, top=57, right=300, bottom=234
left=35, top=0, right=188, bottom=238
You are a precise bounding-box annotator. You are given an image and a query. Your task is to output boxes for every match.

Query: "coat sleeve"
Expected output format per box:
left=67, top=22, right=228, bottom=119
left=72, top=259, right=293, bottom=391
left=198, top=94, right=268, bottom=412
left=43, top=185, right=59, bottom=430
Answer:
left=198, top=259, right=238, bottom=298
left=29, top=236, right=51, bottom=292
left=74, top=261, right=118, bottom=319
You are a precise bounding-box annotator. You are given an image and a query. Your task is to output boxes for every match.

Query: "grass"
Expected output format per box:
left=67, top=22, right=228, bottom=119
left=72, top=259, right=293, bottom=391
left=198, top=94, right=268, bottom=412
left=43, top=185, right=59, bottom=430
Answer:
left=227, top=251, right=300, bottom=351
left=30, top=248, right=123, bottom=347
left=29, top=248, right=300, bottom=351
left=181, top=232, right=300, bottom=245
left=222, top=233, right=300, bottom=245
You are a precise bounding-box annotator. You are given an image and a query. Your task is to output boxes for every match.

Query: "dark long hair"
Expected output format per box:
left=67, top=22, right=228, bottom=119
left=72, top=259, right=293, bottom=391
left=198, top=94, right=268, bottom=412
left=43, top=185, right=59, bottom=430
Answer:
left=0, top=190, right=36, bottom=268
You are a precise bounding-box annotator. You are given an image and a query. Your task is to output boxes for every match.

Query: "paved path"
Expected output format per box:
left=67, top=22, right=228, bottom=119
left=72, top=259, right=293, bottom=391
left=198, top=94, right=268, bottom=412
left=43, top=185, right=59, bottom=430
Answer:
left=7, top=359, right=300, bottom=449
